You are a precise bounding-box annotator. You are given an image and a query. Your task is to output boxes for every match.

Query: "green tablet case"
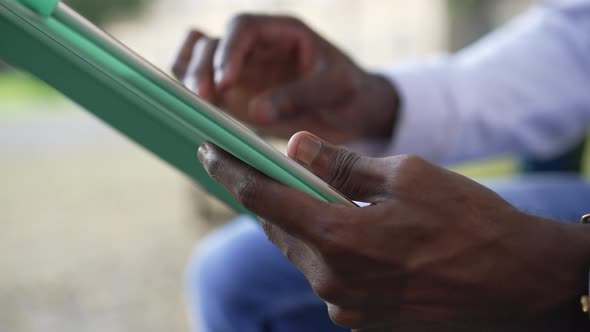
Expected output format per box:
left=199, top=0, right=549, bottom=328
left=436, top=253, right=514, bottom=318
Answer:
left=0, top=0, right=351, bottom=213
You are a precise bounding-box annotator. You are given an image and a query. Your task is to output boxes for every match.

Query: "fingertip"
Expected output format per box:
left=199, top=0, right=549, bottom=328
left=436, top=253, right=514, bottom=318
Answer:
left=287, top=131, right=323, bottom=166
left=286, top=131, right=309, bottom=159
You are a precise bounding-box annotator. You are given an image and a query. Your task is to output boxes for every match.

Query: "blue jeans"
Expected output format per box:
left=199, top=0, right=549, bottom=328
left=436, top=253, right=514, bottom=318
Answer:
left=186, top=174, right=590, bottom=332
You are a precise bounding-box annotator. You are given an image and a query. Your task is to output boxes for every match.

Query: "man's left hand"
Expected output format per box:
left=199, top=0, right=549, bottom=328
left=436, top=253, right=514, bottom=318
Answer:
left=197, top=131, right=590, bottom=331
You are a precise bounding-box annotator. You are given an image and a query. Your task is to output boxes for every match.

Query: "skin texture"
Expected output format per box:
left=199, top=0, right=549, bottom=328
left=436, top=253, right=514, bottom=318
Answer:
left=197, top=132, right=590, bottom=332
left=171, top=14, right=399, bottom=144
left=174, top=13, right=590, bottom=331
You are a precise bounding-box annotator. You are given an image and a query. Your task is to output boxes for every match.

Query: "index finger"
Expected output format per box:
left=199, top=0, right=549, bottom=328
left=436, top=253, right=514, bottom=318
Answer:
left=197, top=142, right=347, bottom=243
left=171, top=30, right=205, bottom=80
left=213, top=14, right=315, bottom=90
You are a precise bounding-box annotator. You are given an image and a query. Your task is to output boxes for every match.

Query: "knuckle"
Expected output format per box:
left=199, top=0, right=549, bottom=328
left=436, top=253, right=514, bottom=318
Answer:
left=328, top=150, right=361, bottom=193
left=396, top=154, right=426, bottom=171
left=179, top=30, right=203, bottom=55
left=327, top=305, right=369, bottom=329
left=389, top=154, right=426, bottom=189
left=342, top=70, right=361, bottom=92
left=227, top=13, right=258, bottom=31
left=313, top=275, right=344, bottom=304
left=327, top=66, right=358, bottom=92
left=278, top=15, right=313, bottom=36
left=187, top=29, right=203, bottom=39
left=279, top=15, right=304, bottom=27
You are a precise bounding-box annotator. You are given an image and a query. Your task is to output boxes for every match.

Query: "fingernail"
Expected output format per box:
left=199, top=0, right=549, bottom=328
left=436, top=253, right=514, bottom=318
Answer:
left=296, top=135, right=322, bottom=166
left=197, top=144, right=209, bottom=170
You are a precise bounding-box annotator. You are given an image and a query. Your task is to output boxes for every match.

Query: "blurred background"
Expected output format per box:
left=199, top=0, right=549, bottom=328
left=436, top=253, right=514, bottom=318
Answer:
left=4, top=0, right=584, bottom=331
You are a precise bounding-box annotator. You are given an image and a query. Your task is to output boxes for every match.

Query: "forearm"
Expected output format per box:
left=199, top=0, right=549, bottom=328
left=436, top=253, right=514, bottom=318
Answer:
left=363, top=2, right=590, bottom=163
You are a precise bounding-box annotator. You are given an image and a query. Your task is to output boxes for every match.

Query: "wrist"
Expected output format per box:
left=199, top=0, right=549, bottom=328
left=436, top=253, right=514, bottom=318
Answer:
left=497, top=212, right=590, bottom=331
left=544, top=217, right=590, bottom=300
left=520, top=213, right=590, bottom=315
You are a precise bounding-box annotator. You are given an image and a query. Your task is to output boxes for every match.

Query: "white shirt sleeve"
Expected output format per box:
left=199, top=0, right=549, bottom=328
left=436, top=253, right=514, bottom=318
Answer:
left=365, top=0, right=590, bottom=164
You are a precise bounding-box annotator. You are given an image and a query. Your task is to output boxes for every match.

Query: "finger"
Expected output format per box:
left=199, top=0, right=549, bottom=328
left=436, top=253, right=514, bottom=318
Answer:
left=197, top=142, right=346, bottom=242
left=287, top=132, right=391, bottom=202
left=171, top=30, right=205, bottom=80
left=185, top=37, right=219, bottom=101
left=247, top=70, right=355, bottom=125
left=259, top=218, right=327, bottom=279
left=213, top=14, right=315, bottom=91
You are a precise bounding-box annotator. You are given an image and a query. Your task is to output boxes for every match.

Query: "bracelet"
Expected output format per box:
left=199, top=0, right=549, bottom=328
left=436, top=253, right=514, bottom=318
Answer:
left=580, top=214, right=590, bottom=317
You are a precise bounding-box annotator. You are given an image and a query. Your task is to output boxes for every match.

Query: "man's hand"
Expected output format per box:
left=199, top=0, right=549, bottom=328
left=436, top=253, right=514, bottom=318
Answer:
left=172, top=15, right=399, bottom=144
left=197, top=132, right=590, bottom=331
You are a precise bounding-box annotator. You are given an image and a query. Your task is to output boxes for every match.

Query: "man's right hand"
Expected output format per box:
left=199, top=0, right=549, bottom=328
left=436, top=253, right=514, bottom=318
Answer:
left=171, top=14, right=400, bottom=144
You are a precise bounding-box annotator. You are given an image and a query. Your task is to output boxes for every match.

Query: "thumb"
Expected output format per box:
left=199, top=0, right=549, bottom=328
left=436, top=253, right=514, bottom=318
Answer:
left=248, top=71, right=352, bottom=124
left=287, top=131, right=391, bottom=202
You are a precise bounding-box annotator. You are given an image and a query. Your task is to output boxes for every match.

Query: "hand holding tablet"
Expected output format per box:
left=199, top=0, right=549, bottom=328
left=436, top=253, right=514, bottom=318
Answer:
left=0, top=0, right=356, bottom=212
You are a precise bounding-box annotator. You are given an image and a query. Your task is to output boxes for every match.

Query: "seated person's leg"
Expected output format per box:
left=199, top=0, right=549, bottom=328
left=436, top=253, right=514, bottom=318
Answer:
left=187, top=174, right=590, bottom=332
left=483, top=174, right=590, bottom=222
left=186, top=215, right=348, bottom=332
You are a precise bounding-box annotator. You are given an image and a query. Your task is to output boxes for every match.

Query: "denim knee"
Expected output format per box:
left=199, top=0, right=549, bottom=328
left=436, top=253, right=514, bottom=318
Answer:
left=485, top=174, right=590, bottom=222
left=185, top=216, right=346, bottom=332
left=186, top=217, right=266, bottom=332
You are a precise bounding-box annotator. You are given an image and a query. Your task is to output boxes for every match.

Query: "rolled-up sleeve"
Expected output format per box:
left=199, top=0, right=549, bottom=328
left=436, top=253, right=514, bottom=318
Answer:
left=367, top=0, right=590, bottom=164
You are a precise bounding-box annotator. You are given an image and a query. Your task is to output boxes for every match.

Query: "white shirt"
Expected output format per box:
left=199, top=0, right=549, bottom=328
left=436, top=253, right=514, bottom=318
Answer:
left=366, top=0, right=590, bottom=165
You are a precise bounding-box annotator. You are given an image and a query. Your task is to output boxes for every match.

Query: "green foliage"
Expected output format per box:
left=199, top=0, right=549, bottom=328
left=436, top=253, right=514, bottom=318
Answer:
left=63, top=0, right=150, bottom=25
left=0, top=72, right=58, bottom=104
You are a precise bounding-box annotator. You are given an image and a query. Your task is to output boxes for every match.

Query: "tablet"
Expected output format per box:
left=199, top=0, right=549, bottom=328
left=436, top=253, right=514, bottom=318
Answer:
left=0, top=0, right=357, bottom=212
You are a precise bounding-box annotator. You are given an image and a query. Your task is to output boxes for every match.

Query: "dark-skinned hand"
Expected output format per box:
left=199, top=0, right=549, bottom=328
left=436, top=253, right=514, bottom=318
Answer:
left=171, top=14, right=399, bottom=144
left=197, top=131, right=590, bottom=332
